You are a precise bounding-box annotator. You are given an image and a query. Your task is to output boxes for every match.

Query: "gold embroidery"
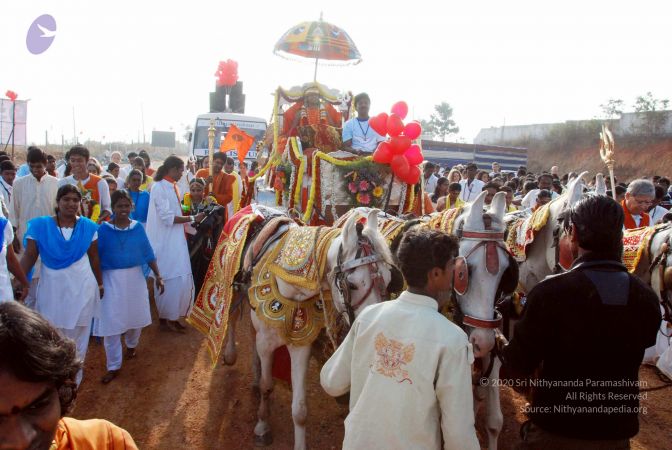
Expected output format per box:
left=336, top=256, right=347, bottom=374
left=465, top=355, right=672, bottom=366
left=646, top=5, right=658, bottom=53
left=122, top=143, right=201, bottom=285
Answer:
left=373, top=332, right=415, bottom=384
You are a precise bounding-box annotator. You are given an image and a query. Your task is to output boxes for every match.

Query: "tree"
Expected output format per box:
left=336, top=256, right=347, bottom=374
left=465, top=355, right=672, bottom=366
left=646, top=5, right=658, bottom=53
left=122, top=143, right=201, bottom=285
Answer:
left=599, top=98, right=624, bottom=119
left=632, top=92, right=670, bottom=136
left=424, top=102, right=459, bottom=141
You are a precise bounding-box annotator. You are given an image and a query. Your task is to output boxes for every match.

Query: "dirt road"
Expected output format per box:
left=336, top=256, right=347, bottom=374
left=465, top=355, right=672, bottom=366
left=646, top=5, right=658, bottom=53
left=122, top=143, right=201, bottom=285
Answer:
left=73, top=308, right=672, bottom=449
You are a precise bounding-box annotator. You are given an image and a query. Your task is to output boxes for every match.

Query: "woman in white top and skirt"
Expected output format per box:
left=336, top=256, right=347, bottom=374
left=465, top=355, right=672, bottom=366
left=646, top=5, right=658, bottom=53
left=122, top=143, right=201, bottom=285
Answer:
left=0, top=216, right=29, bottom=302
left=94, top=190, right=164, bottom=383
left=146, top=156, right=205, bottom=332
left=21, top=184, right=103, bottom=386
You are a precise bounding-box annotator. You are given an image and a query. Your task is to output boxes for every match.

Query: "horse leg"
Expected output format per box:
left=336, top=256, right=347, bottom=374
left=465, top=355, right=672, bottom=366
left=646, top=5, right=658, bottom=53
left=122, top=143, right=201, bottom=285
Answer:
left=222, top=297, right=241, bottom=366
left=288, top=344, right=311, bottom=450
left=252, top=314, right=278, bottom=447
left=483, top=355, right=503, bottom=450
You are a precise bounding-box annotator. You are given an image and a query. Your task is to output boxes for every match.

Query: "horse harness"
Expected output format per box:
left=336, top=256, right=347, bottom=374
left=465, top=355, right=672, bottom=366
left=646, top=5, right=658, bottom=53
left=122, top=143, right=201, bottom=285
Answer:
left=453, top=228, right=511, bottom=330
left=333, top=223, right=389, bottom=325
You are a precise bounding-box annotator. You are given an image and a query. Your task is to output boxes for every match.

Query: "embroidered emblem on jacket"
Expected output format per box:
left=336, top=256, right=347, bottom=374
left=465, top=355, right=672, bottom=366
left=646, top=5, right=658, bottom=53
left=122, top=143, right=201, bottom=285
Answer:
left=373, top=332, right=415, bottom=384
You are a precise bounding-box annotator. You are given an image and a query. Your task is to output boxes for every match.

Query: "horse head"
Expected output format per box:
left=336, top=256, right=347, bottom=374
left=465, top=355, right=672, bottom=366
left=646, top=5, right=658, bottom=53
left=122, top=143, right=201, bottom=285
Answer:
left=452, top=191, right=514, bottom=358
left=328, top=209, right=395, bottom=326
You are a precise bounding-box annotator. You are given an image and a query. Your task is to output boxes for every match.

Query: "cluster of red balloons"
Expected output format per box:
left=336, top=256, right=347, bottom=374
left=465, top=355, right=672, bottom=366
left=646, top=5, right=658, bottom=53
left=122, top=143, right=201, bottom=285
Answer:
left=5, top=90, right=17, bottom=102
left=215, top=60, right=239, bottom=87
left=371, top=101, right=423, bottom=184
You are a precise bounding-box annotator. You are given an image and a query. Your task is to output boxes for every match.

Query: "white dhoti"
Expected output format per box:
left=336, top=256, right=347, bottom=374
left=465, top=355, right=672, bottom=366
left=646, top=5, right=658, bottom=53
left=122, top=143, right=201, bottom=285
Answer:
left=103, top=328, right=142, bottom=371
left=155, top=274, right=194, bottom=320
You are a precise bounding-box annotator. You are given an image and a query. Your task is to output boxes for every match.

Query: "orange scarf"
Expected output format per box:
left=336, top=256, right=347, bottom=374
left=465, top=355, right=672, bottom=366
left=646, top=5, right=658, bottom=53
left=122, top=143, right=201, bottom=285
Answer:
left=622, top=200, right=650, bottom=229
left=164, top=175, right=181, bottom=201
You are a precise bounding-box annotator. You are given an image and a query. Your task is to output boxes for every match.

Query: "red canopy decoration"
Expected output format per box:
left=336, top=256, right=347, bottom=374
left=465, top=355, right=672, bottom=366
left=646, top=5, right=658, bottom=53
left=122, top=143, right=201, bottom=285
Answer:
left=372, top=101, right=424, bottom=184
left=5, top=90, right=17, bottom=102
left=215, top=60, right=239, bottom=87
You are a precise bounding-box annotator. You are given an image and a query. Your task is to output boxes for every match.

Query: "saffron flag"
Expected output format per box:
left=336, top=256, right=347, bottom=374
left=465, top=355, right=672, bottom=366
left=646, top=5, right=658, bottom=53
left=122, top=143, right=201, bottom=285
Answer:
left=220, top=124, right=255, bottom=163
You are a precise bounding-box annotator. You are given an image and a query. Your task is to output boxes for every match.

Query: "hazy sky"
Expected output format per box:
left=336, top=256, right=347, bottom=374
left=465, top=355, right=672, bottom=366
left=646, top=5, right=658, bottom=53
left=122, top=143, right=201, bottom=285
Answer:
left=2, top=0, right=670, bottom=146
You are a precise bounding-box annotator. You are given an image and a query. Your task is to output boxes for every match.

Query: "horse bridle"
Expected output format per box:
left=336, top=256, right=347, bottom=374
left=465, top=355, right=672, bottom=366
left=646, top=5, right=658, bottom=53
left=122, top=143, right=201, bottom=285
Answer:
left=333, top=225, right=388, bottom=325
left=455, top=228, right=509, bottom=330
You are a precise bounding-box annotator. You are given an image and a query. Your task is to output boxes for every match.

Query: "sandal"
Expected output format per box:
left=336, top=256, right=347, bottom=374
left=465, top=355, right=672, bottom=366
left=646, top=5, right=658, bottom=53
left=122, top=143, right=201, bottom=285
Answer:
left=125, top=348, right=137, bottom=359
left=101, top=370, right=119, bottom=384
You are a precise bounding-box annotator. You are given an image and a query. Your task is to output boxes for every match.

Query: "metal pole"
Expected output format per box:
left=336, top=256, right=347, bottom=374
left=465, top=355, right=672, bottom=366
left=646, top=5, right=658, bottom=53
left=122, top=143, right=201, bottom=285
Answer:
left=208, top=119, right=216, bottom=192
left=11, top=102, right=15, bottom=158
left=72, top=107, right=77, bottom=144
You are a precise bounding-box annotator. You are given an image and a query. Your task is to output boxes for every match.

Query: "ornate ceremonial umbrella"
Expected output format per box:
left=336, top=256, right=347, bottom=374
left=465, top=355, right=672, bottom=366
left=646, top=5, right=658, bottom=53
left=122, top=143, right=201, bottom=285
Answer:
left=273, top=14, right=362, bottom=81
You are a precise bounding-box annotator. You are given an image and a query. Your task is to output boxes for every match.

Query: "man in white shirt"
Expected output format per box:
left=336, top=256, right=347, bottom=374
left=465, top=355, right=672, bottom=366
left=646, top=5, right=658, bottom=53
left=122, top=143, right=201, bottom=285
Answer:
left=423, top=162, right=438, bottom=195
left=10, top=147, right=60, bottom=308
left=490, top=162, right=502, bottom=178
left=521, top=173, right=559, bottom=210
left=58, top=145, right=111, bottom=223
left=649, top=185, right=669, bottom=225
left=321, top=228, right=479, bottom=450
left=459, top=163, right=485, bottom=203
left=0, top=161, right=16, bottom=208
left=342, top=93, right=385, bottom=155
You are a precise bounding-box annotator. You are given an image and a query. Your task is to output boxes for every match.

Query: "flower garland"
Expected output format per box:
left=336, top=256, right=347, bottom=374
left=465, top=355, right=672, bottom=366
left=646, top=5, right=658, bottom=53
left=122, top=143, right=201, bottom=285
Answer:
left=339, top=160, right=388, bottom=208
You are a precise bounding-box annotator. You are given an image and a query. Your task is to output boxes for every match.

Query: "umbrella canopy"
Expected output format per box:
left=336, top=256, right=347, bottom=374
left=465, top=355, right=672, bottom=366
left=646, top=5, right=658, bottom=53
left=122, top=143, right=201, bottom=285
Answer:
left=274, top=19, right=362, bottom=66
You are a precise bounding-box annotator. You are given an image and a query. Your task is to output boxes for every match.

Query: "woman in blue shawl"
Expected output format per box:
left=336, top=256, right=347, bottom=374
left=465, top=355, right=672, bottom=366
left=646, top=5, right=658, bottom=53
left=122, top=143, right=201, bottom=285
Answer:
left=20, top=184, right=102, bottom=386
left=93, top=190, right=164, bottom=384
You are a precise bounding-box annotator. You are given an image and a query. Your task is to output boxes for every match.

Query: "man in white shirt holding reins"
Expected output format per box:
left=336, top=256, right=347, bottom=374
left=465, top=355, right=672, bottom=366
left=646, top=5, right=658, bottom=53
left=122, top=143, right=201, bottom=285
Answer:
left=321, top=228, right=479, bottom=450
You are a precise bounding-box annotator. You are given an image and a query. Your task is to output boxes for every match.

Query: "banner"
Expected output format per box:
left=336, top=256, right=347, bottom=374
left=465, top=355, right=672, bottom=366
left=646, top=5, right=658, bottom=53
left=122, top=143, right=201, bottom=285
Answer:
left=0, top=99, right=28, bottom=146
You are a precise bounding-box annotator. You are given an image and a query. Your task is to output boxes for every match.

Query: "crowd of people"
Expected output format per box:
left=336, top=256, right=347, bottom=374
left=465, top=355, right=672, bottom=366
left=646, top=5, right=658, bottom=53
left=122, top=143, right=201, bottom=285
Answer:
left=1, top=134, right=670, bottom=449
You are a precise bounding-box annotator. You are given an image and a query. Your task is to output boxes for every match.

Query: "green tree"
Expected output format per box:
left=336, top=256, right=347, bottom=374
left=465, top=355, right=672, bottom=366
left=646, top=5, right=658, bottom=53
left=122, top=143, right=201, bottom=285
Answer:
left=423, top=102, right=459, bottom=141
left=599, top=98, right=624, bottom=119
left=632, top=92, right=670, bottom=136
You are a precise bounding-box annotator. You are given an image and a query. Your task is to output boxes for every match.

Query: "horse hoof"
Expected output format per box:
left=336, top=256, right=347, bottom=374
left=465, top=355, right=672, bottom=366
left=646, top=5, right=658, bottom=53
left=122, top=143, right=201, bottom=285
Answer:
left=254, top=431, right=273, bottom=447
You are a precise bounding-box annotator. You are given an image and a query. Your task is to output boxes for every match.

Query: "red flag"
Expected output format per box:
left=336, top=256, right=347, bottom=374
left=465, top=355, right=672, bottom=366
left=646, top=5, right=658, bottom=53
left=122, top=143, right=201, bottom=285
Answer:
left=220, top=124, right=255, bottom=163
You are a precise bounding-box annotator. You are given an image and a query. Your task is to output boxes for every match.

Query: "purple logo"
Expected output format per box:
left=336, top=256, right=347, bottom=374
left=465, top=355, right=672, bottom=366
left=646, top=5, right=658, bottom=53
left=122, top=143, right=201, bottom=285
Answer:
left=26, top=14, right=57, bottom=55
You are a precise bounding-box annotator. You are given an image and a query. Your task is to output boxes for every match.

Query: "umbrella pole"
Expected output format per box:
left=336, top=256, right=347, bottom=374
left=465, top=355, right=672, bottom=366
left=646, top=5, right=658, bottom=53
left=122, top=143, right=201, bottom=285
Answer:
left=313, top=57, right=319, bottom=81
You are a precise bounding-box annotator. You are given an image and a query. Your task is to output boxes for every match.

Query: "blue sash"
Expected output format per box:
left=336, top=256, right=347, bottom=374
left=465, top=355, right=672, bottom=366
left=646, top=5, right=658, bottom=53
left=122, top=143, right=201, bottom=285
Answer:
left=97, top=222, right=156, bottom=270
left=24, top=216, right=98, bottom=270
left=0, top=217, right=6, bottom=249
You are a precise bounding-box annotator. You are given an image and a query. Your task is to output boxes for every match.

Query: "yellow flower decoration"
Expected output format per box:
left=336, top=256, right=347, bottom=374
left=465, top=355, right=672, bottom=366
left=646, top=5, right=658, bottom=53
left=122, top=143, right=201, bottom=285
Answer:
left=372, top=186, right=383, bottom=198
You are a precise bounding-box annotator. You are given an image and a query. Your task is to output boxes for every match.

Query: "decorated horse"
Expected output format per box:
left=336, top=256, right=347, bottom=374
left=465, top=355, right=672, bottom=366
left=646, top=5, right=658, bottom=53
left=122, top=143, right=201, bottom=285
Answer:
left=335, top=191, right=518, bottom=450
left=188, top=205, right=397, bottom=450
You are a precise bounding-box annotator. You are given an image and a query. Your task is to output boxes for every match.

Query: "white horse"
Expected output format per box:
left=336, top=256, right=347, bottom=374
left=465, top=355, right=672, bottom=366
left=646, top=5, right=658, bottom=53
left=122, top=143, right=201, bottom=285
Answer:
left=250, top=209, right=394, bottom=450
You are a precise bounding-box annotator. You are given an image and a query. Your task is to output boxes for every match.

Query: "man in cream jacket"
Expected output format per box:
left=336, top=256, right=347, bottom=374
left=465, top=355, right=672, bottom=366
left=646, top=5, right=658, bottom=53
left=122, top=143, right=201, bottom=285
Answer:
left=320, top=228, right=479, bottom=450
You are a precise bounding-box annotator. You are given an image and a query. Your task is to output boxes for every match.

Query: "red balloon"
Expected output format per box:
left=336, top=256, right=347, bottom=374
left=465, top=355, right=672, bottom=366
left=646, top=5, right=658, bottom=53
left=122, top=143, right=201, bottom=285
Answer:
left=387, top=114, right=405, bottom=137
left=391, top=155, right=410, bottom=179
left=5, top=90, right=17, bottom=101
left=391, top=101, right=409, bottom=120
left=372, top=141, right=393, bottom=164
left=405, top=165, right=421, bottom=184
left=403, top=121, right=422, bottom=140
left=369, top=113, right=388, bottom=136
left=404, top=144, right=423, bottom=166
left=389, top=136, right=412, bottom=155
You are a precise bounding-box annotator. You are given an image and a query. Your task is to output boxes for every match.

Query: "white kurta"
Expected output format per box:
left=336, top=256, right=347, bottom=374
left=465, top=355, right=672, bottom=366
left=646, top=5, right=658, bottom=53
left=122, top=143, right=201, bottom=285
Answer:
left=10, top=174, right=60, bottom=245
left=0, top=223, right=14, bottom=302
left=33, top=227, right=99, bottom=330
left=320, top=291, right=479, bottom=450
left=146, top=179, right=193, bottom=319
left=93, top=226, right=152, bottom=337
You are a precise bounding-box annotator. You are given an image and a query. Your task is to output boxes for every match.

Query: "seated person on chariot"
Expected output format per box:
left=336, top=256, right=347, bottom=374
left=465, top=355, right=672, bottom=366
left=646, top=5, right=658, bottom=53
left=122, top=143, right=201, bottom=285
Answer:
left=320, top=228, right=479, bottom=450
left=182, top=178, right=224, bottom=293
left=280, top=82, right=343, bottom=152
left=0, top=301, right=138, bottom=449
left=342, top=92, right=385, bottom=156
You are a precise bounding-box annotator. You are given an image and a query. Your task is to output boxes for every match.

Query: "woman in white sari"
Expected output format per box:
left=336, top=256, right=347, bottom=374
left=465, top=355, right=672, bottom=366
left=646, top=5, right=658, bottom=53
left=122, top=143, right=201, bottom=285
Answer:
left=146, top=156, right=204, bottom=332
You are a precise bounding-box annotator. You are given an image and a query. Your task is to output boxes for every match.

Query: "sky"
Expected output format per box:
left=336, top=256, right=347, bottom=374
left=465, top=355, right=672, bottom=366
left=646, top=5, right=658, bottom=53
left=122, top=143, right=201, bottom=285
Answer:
left=1, top=0, right=670, bottom=146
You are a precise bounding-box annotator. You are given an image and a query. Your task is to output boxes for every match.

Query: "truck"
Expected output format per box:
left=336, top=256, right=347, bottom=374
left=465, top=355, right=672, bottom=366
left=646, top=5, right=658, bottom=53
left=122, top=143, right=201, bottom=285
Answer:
left=187, top=112, right=267, bottom=168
